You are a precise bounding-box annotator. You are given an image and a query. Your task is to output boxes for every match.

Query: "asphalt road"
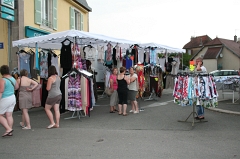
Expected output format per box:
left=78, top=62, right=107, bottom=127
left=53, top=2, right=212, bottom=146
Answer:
left=0, top=92, right=239, bottom=159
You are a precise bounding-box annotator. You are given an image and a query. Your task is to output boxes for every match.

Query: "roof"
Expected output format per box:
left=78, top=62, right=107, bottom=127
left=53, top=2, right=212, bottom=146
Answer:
left=190, top=37, right=240, bottom=60
left=74, top=0, right=92, bottom=12
left=203, top=47, right=222, bottom=59
left=205, top=38, right=240, bottom=57
left=183, top=35, right=212, bottom=49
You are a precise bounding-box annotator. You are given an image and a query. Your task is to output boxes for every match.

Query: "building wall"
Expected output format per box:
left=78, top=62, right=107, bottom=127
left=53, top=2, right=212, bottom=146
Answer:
left=221, top=47, right=240, bottom=70
left=0, top=19, right=9, bottom=66
left=204, top=59, right=217, bottom=73
left=23, top=0, right=89, bottom=33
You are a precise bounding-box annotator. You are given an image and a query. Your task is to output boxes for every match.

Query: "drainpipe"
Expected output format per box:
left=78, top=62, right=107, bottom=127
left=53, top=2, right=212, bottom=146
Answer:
left=8, top=21, right=12, bottom=69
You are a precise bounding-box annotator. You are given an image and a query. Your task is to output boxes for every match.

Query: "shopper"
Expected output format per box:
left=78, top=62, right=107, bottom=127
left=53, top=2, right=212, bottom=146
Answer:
left=45, top=66, right=62, bottom=129
left=117, top=67, right=130, bottom=116
left=128, top=67, right=139, bottom=114
left=18, top=69, right=38, bottom=130
left=195, top=57, right=207, bottom=120
left=109, top=67, right=118, bottom=113
left=0, top=65, right=19, bottom=137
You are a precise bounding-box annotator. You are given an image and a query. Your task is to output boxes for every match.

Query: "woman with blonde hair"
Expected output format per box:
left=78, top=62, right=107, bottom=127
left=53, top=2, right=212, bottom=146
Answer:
left=18, top=69, right=38, bottom=130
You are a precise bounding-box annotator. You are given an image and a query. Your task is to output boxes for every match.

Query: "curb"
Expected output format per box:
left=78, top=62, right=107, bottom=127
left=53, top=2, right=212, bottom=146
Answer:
left=206, top=107, right=240, bottom=116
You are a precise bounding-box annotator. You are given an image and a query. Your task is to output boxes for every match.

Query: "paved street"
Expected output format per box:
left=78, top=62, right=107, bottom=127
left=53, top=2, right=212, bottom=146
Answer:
left=0, top=90, right=240, bottom=159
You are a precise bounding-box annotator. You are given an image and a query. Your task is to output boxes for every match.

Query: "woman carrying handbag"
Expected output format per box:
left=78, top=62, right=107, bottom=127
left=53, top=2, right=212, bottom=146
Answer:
left=17, top=69, right=38, bottom=130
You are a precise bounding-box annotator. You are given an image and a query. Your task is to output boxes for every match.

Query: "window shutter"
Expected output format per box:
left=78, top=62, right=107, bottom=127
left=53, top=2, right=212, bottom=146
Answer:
left=34, top=0, right=42, bottom=24
left=69, top=7, right=75, bottom=29
left=52, top=0, right=57, bottom=30
left=80, top=13, right=83, bottom=31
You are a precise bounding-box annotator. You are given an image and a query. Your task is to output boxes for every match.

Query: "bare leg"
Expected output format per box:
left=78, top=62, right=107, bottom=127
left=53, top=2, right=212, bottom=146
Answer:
left=133, top=100, right=139, bottom=113
left=21, top=110, right=26, bottom=126
left=131, top=101, right=135, bottom=112
left=0, top=114, right=12, bottom=132
left=53, top=104, right=60, bottom=128
left=123, top=104, right=127, bottom=115
left=5, top=112, right=13, bottom=129
left=118, top=104, right=122, bottom=114
left=22, top=109, right=31, bottom=128
left=45, top=104, right=55, bottom=127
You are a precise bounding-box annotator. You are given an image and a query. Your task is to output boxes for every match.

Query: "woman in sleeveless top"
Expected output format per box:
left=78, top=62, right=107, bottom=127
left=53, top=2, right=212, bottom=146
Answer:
left=117, top=67, right=130, bottom=116
left=45, top=66, right=62, bottom=129
left=0, top=65, right=19, bottom=137
left=17, top=69, right=38, bottom=130
left=109, top=67, right=118, bottom=113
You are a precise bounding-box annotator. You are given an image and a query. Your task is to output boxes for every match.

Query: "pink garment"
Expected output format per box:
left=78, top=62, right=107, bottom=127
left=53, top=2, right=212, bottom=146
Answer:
left=32, top=84, right=42, bottom=107
left=109, top=75, right=118, bottom=90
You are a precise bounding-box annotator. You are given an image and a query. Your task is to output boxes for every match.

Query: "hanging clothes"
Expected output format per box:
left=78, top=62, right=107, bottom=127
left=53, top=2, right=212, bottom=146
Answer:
left=51, top=54, right=60, bottom=75
left=138, top=49, right=144, bottom=63
left=60, top=41, right=72, bottom=75
left=84, top=46, right=96, bottom=61
left=68, top=73, right=82, bottom=111
left=97, top=45, right=105, bottom=63
left=112, top=48, right=117, bottom=66
left=39, top=51, right=48, bottom=78
left=145, top=49, right=150, bottom=64
left=150, top=48, right=157, bottom=65
left=135, top=63, right=145, bottom=98
left=19, top=53, right=31, bottom=78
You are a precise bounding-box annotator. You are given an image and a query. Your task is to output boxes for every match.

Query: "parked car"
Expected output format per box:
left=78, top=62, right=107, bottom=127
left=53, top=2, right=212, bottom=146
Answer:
left=209, top=70, right=239, bottom=81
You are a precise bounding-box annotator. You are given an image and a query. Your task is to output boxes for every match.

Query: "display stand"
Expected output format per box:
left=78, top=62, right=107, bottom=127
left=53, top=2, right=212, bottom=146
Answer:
left=177, top=70, right=209, bottom=127
left=144, top=88, right=157, bottom=101
left=64, top=110, right=84, bottom=120
left=178, top=103, right=208, bottom=127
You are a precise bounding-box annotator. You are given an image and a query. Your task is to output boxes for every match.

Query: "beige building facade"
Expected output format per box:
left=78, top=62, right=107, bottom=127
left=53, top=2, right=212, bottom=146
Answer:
left=7, top=0, right=91, bottom=71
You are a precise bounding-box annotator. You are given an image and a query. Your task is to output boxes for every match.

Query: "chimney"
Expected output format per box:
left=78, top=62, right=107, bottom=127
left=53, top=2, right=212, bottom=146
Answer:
left=234, top=35, right=237, bottom=42
left=190, top=36, right=195, bottom=41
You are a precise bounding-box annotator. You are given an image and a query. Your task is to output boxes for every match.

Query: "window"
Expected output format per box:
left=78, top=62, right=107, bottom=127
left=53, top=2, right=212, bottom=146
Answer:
left=70, top=7, right=83, bottom=30
left=34, top=0, right=57, bottom=30
left=42, top=0, right=53, bottom=28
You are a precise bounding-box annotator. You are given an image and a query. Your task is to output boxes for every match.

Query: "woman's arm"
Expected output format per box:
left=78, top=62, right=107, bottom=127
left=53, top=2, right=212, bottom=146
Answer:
left=124, top=76, right=130, bottom=85
left=0, top=79, right=4, bottom=99
left=46, top=77, right=53, bottom=91
left=27, top=79, right=38, bottom=91
left=130, top=75, right=137, bottom=83
left=14, top=78, right=19, bottom=90
left=109, top=78, right=114, bottom=89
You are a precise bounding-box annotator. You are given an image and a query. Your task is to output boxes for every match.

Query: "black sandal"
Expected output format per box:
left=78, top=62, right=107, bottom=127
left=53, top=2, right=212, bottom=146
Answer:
left=110, top=111, right=115, bottom=113
left=114, top=109, right=119, bottom=112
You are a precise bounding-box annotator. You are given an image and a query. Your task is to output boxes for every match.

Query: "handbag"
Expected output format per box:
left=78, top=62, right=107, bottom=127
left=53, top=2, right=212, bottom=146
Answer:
left=105, top=77, right=113, bottom=96
left=32, top=82, right=42, bottom=107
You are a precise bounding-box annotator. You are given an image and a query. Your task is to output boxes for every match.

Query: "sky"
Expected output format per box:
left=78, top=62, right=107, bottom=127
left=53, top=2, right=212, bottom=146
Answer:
left=86, top=0, right=240, bottom=49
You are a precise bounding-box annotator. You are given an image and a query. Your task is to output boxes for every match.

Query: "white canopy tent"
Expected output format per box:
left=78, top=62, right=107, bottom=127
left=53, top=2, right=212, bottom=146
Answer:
left=12, top=30, right=139, bottom=49
left=140, top=42, right=185, bottom=53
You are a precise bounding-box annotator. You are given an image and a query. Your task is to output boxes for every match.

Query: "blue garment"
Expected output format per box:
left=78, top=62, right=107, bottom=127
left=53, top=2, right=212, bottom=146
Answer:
left=126, top=57, right=132, bottom=69
left=150, top=48, right=156, bottom=65
left=19, top=54, right=31, bottom=78
left=2, top=77, right=16, bottom=98
left=105, top=50, right=112, bottom=65
left=196, top=105, right=204, bottom=117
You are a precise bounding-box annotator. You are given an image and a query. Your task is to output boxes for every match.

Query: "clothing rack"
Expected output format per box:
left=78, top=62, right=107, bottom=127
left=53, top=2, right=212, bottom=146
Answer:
left=176, top=71, right=209, bottom=126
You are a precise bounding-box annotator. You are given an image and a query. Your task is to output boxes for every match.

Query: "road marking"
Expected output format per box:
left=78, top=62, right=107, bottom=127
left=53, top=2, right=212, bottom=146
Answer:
left=141, top=100, right=174, bottom=108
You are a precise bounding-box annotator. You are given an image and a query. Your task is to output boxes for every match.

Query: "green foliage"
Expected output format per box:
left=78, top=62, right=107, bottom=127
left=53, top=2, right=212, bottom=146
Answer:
left=182, top=53, right=192, bottom=67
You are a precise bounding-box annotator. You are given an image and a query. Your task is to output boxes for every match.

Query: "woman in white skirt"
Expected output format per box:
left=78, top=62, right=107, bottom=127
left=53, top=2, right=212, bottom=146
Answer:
left=109, top=67, right=118, bottom=113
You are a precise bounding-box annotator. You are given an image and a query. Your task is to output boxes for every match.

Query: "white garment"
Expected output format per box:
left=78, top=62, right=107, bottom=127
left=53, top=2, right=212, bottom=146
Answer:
left=85, top=46, right=96, bottom=60
left=97, top=45, right=105, bottom=62
left=115, top=45, right=121, bottom=60
left=65, top=77, right=69, bottom=109
left=105, top=70, right=111, bottom=87
left=51, top=54, right=60, bottom=76
left=145, top=49, right=150, bottom=63
left=171, top=58, right=180, bottom=75
left=91, top=78, right=95, bottom=106
left=158, top=58, right=165, bottom=69
left=138, top=49, right=144, bottom=63
left=128, top=74, right=138, bottom=91
left=201, top=66, right=207, bottom=73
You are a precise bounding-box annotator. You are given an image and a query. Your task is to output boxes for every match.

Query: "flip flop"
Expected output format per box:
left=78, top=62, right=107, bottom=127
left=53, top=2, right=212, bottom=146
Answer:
left=22, top=127, right=31, bottom=130
left=20, top=122, right=25, bottom=128
left=2, top=130, right=13, bottom=137
left=47, top=124, right=55, bottom=129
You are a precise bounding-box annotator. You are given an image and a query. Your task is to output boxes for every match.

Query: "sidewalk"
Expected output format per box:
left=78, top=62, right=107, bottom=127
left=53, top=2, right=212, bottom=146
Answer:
left=162, top=88, right=240, bottom=115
